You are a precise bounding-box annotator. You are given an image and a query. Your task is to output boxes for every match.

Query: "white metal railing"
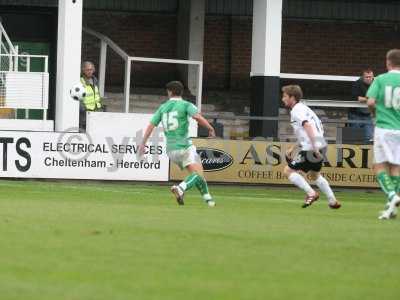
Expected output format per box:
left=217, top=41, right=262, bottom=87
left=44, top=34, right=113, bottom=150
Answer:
left=83, top=27, right=203, bottom=113
left=281, top=72, right=364, bottom=109
left=127, top=56, right=203, bottom=112
left=0, top=21, right=49, bottom=120
left=83, top=27, right=129, bottom=98
left=0, top=54, right=49, bottom=117
left=280, top=73, right=359, bottom=82
left=0, top=22, right=19, bottom=73
left=0, top=22, right=18, bottom=56
left=84, top=27, right=361, bottom=113
left=0, top=53, right=49, bottom=120
left=303, top=99, right=366, bottom=108
left=0, top=53, right=48, bottom=72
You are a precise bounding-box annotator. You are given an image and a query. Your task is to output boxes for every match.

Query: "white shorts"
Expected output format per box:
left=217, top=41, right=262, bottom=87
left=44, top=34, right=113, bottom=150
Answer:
left=374, top=127, right=400, bottom=165
left=168, top=145, right=201, bottom=170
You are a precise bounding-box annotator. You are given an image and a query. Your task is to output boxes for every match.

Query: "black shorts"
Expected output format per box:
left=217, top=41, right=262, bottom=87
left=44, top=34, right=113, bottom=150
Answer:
left=286, top=148, right=325, bottom=173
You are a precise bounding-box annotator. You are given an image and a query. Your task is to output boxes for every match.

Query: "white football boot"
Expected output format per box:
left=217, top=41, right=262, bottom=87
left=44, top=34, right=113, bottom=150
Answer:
left=171, top=185, right=184, bottom=205
left=378, top=195, right=400, bottom=220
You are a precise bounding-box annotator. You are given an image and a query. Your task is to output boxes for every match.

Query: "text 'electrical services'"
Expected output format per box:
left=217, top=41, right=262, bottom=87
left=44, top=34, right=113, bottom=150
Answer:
left=42, top=143, right=162, bottom=154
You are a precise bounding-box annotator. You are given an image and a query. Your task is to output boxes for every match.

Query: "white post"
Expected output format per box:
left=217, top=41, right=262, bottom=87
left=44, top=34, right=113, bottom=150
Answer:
left=188, top=0, right=205, bottom=96
left=99, top=40, right=107, bottom=97
left=44, top=56, right=48, bottom=73
left=196, top=62, right=203, bottom=113
left=8, top=54, right=11, bottom=71
left=27, top=56, right=31, bottom=72
left=0, top=29, right=2, bottom=67
left=249, top=0, right=283, bottom=138
left=124, top=59, right=131, bottom=113
left=251, top=0, right=282, bottom=77
left=14, top=45, right=18, bottom=71
left=55, top=0, right=82, bottom=131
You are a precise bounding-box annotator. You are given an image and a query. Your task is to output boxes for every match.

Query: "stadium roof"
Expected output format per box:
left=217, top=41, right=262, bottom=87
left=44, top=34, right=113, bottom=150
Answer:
left=0, top=0, right=399, bottom=22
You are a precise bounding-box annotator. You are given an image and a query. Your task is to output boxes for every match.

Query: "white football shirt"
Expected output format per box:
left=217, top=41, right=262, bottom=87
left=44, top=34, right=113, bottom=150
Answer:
left=290, top=102, right=327, bottom=151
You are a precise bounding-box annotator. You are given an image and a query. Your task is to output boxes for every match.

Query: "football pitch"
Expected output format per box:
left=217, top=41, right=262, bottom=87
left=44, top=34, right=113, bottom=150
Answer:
left=0, top=180, right=399, bottom=300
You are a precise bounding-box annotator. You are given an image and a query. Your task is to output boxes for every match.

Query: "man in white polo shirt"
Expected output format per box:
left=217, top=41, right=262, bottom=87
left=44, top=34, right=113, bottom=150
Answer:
left=282, top=85, right=341, bottom=209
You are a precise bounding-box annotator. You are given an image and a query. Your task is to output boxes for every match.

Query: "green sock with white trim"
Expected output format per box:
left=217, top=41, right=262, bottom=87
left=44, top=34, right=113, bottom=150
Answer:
left=178, top=172, right=201, bottom=191
left=377, top=171, right=396, bottom=201
left=195, top=176, right=213, bottom=201
left=391, top=176, right=400, bottom=194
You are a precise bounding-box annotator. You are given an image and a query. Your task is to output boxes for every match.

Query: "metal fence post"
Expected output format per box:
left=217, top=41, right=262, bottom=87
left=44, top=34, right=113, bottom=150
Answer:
left=99, top=40, right=107, bottom=97
left=124, top=59, right=131, bottom=113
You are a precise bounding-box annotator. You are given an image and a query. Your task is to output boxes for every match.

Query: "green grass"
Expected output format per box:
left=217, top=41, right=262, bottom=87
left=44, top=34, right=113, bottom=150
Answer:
left=0, top=180, right=399, bottom=300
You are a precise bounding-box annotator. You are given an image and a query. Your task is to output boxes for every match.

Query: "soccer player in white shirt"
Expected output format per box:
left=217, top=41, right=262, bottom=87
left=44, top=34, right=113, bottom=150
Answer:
left=281, top=85, right=341, bottom=209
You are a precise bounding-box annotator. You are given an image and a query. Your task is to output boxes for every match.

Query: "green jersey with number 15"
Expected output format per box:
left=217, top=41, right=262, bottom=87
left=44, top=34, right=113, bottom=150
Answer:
left=150, top=97, right=198, bottom=152
left=367, top=70, right=400, bottom=130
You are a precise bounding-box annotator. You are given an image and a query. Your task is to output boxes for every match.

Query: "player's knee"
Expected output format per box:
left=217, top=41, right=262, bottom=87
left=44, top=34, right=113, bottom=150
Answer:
left=186, top=163, right=203, bottom=174
left=390, top=165, right=400, bottom=176
left=373, top=163, right=386, bottom=174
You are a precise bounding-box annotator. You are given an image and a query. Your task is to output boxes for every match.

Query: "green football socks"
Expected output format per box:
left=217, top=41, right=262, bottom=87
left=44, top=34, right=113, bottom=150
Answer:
left=178, top=172, right=212, bottom=201
left=377, top=171, right=396, bottom=201
left=195, top=176, right=212, bottom=201
left=390, top=176, right=400, bottom=193
left=180, top=173, right=200, bottom=190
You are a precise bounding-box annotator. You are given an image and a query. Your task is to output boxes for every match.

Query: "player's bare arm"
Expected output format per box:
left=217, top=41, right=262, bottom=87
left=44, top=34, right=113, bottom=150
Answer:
left=303, top=121, right=321, bottom=158
left=367, top=97, right=376, bottom=117
left=285, top=144, right=298, bottom=160
left=139, top=123, right=156, bottom=156
left=192, top=113, right=216, bottom=138
left=367, top=97, right=376, bottom=116
left=285, top=144, right=295, bottom=157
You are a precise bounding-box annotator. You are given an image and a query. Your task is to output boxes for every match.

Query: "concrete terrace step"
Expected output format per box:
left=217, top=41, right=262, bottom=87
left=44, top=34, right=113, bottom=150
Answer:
left=100, top=92, right=343, bottom=140
left=103, top=92, right=217, bottom=113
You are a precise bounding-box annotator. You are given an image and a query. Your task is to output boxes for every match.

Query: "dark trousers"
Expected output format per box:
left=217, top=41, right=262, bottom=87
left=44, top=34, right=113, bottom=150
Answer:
left=79, top=105, right=106, bottom=132
left=348, top=112, right=374, bottom=142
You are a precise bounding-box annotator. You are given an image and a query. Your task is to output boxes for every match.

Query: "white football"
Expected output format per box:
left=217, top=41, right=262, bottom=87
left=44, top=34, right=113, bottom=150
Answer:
left=70, top=83, right=86, bottom=101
